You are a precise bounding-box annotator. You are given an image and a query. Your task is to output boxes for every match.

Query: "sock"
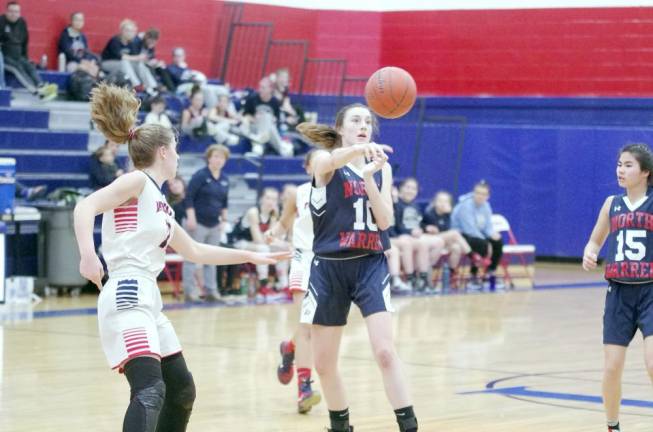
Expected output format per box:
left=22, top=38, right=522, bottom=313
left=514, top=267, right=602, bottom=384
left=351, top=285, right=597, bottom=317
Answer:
left=260, top=278, right=268, bottom=287
left=607, top=420, right=620, bottom=431
left=393, top=275, right=402, bottom=285
left=407, top=273, right=416, bottom=283
left=297, top=367, right=311, bottom=395
left=419, top=272, right=429, bottom=282
left=395, top=406, right=418, bottom=432
left=329, top=408, right=350, bottom=432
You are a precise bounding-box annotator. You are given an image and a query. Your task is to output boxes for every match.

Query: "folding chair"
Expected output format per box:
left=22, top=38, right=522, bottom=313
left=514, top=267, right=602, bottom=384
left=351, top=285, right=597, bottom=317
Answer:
left=162, top=250, right=184, bottom=299
left=491, top=214, right=536, bottom=288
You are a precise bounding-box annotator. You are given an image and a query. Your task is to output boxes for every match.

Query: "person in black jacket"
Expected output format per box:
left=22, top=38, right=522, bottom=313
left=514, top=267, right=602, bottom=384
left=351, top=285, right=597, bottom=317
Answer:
left=135, top=28, right=174, bottom=91
left=89, top=143, right=124, bottom=190
left=0, top=2, right=57, bottom=99
left=57, top=12, right=99, bottom=72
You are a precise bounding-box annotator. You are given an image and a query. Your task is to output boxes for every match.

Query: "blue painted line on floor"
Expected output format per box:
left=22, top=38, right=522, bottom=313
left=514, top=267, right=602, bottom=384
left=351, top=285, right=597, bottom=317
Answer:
left=533, top=281, right=605, bottom=290
left=18, top=280, right=605, bottom=320
left=461, top=386, right=653, bottom=408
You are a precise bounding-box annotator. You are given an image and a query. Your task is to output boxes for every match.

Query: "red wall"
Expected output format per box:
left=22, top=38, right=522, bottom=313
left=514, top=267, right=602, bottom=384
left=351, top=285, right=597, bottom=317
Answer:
left=381, top=7, right=653, bottom=96
left=19, top=1, right=653, bottom=96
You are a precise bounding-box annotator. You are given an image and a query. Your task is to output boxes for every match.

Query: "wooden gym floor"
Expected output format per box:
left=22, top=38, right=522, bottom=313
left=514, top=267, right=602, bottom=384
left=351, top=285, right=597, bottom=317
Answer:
left=2, top=263, right=652, bottom=431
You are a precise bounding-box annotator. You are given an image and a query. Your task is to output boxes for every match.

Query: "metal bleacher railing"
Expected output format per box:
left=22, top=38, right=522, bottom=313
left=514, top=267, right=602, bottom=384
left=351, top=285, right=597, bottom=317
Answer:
left=217, top=2, right=361, bottom=101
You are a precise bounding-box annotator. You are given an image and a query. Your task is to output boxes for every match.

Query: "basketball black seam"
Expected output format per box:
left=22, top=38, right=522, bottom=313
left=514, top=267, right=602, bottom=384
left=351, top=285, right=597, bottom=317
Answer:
left=372, top=70, right=395, bottom=116
left=385, top=68, right=410, bottom=117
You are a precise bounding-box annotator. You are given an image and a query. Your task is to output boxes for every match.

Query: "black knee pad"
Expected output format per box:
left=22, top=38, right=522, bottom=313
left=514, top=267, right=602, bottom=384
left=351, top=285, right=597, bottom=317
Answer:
left=124, top=357, right=166, bottom=432
left=161, top=353, right=196, bottom=410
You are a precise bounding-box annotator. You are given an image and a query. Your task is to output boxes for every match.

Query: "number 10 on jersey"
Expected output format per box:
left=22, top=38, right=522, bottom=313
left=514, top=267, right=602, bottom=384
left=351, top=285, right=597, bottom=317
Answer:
left=353, top=198, right=378, bottom=231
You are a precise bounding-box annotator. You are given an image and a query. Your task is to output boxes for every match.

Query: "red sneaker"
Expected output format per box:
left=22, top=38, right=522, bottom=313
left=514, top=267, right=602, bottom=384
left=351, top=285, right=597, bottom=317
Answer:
left=277, top=340, right=295, bottom=384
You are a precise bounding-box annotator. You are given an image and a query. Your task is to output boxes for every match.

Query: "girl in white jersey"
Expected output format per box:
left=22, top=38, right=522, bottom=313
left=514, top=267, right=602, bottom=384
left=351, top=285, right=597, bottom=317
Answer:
left=266, top=150, right=321, bottom=414
left=74, top=84, right=289, bottom=432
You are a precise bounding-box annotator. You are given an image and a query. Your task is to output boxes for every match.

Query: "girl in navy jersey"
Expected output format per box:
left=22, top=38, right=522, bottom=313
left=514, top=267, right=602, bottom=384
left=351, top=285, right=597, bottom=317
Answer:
left=296, top=103, right=418, bottom=432
left=583, top=143, right=653, bottom=432
left=73, top=83, right=289, bottom=432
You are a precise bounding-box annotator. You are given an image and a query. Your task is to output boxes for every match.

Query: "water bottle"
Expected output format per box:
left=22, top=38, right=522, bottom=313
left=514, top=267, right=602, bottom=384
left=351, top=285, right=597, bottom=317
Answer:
left=441, top=263, right=450, bottom=294
left=58, top=52, right=66, bottom=72
left=39, top=54, right=48, bottom=70
left=239, top=271, right=249, bottom=295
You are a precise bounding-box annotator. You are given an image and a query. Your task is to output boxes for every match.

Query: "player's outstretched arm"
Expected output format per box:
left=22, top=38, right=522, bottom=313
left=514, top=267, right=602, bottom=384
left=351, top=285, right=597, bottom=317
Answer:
left=582, top=196, right=613, bottom=271
left=169, top=220, right=291, bottom=265
left=312, top=143, right=393, bottom=178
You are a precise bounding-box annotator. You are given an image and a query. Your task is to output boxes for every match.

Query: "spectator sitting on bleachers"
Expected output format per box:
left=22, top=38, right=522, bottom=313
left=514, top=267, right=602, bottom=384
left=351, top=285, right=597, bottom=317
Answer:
left=89, top=143, right=124, bottom=190
left=231, top=187, right=290, bottom=294
left=182, top=144, right=231, bottom=303
left=67, top=58, right=100, bottom=101
left=144, top=95, right=172, bottom=129
left=167, top=46, right=227, bottom=108
left=207, top=93, right=241, bottom=146
left=181, top=86, right=236, bottom=145
left=101, top=19, right=157, bottom=95
left=421, top=190, right=471, bottom=288
left=135, top=28, right=175, bottom=92
left=451, top=180, right=504, bottom=290
left=0, top=2, right=57, bottom=99
left=242, top=77, right=293, bottom=157
left=392, top=177, right=445, bottom=292
left=57, top=11, right=99, bottom=73
left=166, top=175, right=186, bottom=225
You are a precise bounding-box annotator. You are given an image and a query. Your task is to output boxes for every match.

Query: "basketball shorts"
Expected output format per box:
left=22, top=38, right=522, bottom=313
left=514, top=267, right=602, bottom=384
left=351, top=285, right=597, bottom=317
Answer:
left=98, top=274, right=181, bottom=371
left=289, top=248, right=313, bottom=293
left=603, top=280, right=653, bottom=346
left=301, top=253, right=393, bottom=326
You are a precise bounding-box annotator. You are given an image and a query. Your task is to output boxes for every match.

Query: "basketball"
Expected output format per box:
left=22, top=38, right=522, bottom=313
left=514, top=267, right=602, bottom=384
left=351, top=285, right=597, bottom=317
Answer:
left=364, top=66, right=417, bottom=119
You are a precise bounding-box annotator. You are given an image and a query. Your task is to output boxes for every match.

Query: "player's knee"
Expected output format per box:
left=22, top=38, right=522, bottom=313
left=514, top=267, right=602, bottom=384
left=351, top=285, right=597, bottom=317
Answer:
left=373, top=345, right=397, bottom=370
left=604, top=357, right=625, bottom=376
left=135, top=378, right=166, bottom=411
left=173, top=372, right=196, bottom=410
left=313, top=356, right=337, bottom=377
left=298, top=323, right=311, bottom=342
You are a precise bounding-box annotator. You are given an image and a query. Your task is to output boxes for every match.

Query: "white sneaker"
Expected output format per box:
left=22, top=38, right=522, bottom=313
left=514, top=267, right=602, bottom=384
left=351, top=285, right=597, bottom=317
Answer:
left=391, top=279, right=412, bottom=294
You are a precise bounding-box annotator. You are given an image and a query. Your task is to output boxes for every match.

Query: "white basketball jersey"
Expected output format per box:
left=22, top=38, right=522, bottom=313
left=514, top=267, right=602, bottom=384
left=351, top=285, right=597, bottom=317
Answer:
left=292, top=182, right=313, bottom=251
left=102, top=172, right=175, bottom=277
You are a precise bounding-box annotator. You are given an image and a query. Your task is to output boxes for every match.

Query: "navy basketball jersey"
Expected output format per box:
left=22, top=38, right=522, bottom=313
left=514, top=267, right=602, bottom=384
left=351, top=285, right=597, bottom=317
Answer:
left=310, top=163, right=390, bottom=255
left=605, top=191, right=653, bottom=283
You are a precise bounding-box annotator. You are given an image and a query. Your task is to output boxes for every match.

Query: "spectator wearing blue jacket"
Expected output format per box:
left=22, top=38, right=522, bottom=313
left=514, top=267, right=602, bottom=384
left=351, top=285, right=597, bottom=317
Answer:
left=451, top=180, right=504, bottom=288
left=57, top=12, right=99, bottom=72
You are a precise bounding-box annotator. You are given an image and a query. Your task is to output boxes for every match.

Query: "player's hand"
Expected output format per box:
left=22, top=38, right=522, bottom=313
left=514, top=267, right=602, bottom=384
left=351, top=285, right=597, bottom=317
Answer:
left=411, top=228, right=423, bottom=237
left=426, top=225, right=438, bottom=234
left=248, top=250, right=292, bottom=265
left=362, top=152, right=387, bottom=177
left=582, top=251, right=598, bottom=271
left=79, top=253, right=104, bottom=290
left=359, top=142, right=393, bottom=161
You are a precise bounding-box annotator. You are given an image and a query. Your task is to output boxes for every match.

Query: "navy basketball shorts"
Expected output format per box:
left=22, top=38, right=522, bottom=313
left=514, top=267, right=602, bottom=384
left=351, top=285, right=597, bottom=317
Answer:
left=300, top=253, right=394, bottom=326
left=603, top=280, right=653, bottom=346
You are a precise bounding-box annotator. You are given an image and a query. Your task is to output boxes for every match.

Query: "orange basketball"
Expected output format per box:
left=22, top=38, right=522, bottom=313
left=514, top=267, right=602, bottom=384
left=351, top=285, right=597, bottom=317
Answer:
left=364, top=66, right=417, bottom=119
